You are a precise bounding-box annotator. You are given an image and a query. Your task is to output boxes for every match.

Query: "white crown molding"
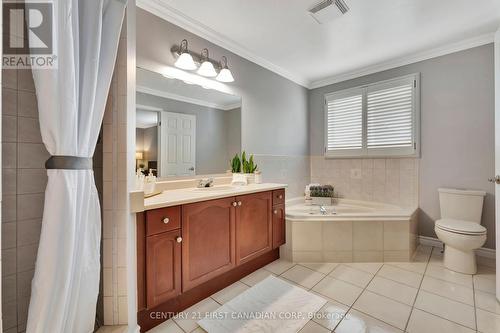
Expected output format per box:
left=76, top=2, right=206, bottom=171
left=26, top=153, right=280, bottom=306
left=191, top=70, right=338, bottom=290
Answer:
left=137, top=85, right=239, bottom=111
left=310, top=32, right=496, bottom=89
left=136, top=104, right=163, bottom=112
left=138, top=0, right=496, bottom=90
left=136, top=0, right=310, bottom=88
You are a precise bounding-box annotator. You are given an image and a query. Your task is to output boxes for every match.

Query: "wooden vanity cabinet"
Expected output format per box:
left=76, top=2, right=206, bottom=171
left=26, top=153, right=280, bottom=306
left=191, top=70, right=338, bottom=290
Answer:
left=146, top=230, right=182, bottom=308
left=137, top=187, right=286, bottom=331
left=181, top=197, right=236, bottom=291
left=235, top=191, right=273, bottom=265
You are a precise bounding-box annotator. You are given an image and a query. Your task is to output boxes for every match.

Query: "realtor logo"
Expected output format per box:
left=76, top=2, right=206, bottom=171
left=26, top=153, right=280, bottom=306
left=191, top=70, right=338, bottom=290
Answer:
left=3, top=1, right=57, bottom=68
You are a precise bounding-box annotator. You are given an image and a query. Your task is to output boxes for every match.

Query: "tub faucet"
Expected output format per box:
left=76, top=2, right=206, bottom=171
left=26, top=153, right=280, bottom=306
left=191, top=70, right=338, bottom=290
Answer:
left=319, top=205, right=328, bottom=215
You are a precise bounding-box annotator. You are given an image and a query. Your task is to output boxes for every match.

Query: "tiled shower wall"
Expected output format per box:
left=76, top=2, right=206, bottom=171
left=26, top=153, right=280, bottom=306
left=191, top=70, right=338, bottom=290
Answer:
left=0, top=66, right=105, bottom=332
left=101, top=18, right=131, bottom=326
left=310, top=156, right=419, bottom=208
left=1, top=67, right=48, bottom=333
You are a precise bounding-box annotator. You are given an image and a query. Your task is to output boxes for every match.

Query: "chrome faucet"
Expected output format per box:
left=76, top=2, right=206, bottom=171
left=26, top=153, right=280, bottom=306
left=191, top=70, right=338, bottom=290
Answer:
left=197, top=178, right=214, bottom=188
left=319, top=205, right=328, bottom=215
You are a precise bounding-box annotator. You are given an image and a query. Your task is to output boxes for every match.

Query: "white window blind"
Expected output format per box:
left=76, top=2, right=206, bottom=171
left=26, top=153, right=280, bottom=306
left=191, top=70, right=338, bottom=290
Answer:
left=326, top=91, right=363, bottom=152
left=324, top=74, right=419, bottom=157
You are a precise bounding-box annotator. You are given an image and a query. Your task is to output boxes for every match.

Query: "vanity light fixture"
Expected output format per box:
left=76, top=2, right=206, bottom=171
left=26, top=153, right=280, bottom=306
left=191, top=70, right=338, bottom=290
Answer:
left=174, top=39, right=197, bottom=70
left=171, top=39, right=235, bottom=84
left=216, top=56, right=235, bottom=83
left=197, top=48, right=218, bottom=77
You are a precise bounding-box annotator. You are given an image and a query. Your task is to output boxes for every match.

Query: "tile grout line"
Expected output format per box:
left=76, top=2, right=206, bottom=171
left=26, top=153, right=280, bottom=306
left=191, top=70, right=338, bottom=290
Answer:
left=171, top=249, right=492, bottom=333
left=472, top=272, right=479, bottom=333
left=338, top=262, right=409, bottom=332
left=403, top=244, right=433, bottom=332
left=313, top=263, right=387, bottom=331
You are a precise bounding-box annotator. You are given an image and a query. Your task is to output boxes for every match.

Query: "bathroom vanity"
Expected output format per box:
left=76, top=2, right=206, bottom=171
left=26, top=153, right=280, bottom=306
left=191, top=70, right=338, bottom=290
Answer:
left=135, top=183, right=286, bottom=331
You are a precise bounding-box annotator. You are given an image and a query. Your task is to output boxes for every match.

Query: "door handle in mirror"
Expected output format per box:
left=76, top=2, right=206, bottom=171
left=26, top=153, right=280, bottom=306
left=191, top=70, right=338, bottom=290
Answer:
left=488, top=176, right=500, bottom=184
left=188, top=167, right=195, bottom=171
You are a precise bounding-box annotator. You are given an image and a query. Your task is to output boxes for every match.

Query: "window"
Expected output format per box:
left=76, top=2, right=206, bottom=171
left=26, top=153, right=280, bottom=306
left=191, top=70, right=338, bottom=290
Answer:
left=324, top=73, right=420, bottom=157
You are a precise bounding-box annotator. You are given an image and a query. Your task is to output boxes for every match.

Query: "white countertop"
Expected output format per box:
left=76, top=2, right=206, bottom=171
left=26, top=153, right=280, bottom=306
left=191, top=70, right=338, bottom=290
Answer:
left=142, top=183, right=287, bottom=211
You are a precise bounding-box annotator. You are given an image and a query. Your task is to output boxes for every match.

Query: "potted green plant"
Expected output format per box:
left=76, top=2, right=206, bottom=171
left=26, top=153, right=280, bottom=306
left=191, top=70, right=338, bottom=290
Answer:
left=229, top=151, right=258, bottom=185
left=241, top=151, right=258, bottom=184
left=230, top=153, right=245, bottom=185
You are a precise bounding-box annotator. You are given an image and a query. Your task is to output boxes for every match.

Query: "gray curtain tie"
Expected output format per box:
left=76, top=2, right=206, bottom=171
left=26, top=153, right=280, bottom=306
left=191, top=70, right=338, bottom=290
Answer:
left=45, top=156, right=93, bottom=170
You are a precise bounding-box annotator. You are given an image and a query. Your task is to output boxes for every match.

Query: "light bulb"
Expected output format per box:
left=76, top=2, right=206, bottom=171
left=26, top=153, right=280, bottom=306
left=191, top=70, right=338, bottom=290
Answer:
left=197, top=61, right=217, bottom=77
left=174, top=52, right=197, bottom=70
left=216, top=68, right=234, bottom=82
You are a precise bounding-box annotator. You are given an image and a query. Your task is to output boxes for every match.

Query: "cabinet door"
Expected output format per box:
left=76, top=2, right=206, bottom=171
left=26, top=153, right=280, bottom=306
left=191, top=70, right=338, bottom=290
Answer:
left=182, top=197, right=236, bottom=292
left=272, top=204, right=286, bottom=249
left=146, top=230, right=182, bottom=308
left=236, top=191, right=272, bottom=265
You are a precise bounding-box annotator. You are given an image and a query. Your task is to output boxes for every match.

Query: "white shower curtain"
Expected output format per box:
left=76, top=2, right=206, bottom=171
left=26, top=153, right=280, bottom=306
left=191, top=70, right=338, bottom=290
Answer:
left=26, top=0, right=127, bottom=332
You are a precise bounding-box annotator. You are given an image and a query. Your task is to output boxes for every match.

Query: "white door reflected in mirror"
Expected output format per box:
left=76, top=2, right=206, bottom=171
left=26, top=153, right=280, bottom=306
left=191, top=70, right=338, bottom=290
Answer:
left=160, top=112, right=196, bottom=177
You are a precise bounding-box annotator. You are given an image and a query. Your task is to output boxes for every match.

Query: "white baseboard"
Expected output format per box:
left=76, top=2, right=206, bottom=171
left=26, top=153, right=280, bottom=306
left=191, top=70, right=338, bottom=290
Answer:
left=418, top=236, right=496, bottom=259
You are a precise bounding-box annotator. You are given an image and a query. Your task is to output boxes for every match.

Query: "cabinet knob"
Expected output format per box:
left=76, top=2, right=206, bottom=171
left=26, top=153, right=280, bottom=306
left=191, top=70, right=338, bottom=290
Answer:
left=176, top=236, right=182, bottom=243
left=274, top=210, right=278, bottom=214
left=163, top=217, right=170, bottom=224
left=238, top=201, right=242, bottom=206
left=278, top=195, right=283, bottom=199
left=232, top=202, right=237, bottom=207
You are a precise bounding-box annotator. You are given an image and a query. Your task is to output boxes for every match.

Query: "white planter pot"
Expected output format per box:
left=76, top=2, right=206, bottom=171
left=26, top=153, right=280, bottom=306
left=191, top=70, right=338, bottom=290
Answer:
left=242, top=173, right=255, bottom=184
left=311, top=197, right=332, bottom=206
left=232, top=173, right=248, bottom=186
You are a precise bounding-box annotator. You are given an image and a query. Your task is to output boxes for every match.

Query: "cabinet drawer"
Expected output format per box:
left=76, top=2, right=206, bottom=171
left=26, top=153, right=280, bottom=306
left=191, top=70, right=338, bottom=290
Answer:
left=146, top=206, right=181, bottom=236
left=272, top=189, right=285, bottom=205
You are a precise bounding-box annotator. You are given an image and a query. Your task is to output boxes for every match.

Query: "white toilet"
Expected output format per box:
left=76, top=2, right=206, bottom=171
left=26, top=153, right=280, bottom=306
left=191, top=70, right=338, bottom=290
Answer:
left=434, top=188, right=487, bottom=274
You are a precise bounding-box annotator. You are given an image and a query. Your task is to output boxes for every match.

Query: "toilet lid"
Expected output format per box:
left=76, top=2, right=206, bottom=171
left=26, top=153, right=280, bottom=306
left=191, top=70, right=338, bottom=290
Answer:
left=435, top=219, right=486, bottom=235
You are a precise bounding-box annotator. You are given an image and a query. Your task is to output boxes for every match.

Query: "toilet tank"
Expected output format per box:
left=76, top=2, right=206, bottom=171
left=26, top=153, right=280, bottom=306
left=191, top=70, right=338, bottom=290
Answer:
left=438, top=188, right=486, bottom=223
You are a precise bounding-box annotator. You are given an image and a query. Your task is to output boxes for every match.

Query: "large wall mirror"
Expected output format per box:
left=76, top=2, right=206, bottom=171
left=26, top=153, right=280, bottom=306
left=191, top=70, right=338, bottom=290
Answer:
left=136, top=67, right=242, bottom=179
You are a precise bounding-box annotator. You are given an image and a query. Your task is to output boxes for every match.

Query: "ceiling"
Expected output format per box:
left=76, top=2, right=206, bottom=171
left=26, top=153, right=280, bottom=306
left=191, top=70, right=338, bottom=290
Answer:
left=138, top=0, right=500, bottom=88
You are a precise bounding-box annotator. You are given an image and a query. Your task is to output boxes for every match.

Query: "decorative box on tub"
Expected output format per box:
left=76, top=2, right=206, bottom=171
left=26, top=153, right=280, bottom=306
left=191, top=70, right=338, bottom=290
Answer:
left=309, top=185, right=334, bottom=205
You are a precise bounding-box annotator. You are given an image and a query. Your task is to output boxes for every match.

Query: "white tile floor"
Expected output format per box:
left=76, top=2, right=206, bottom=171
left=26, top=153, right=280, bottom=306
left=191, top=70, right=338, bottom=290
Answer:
left=148, top=245, right=499, bottom=333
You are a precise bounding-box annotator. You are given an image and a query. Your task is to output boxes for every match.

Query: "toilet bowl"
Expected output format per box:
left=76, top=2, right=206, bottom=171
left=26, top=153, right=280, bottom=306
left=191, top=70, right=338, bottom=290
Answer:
left=435, top=188, right=486, bottom=274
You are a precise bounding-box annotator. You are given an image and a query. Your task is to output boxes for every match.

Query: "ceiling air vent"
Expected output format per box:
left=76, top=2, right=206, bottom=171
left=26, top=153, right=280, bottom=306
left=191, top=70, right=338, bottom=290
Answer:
left=309, top=0, right=349, bottom=24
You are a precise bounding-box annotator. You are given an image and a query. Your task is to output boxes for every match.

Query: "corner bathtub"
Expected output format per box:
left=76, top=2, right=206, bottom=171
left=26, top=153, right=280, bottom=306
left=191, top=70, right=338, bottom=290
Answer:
left=281, top=199, right=418, bottom=263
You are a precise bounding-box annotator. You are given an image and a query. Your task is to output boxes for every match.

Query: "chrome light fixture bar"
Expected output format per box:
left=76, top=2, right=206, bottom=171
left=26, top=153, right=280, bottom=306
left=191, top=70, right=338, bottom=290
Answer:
left=171, top=39, right=235, bottom=83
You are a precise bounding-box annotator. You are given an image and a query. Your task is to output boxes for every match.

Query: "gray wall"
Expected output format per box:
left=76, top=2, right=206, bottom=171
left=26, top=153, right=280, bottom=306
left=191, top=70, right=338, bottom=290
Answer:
left=136, top=126, right=158, bottom=164
left=137, top=92, right=240, bottom=175
left=136, top=8, right=310, bottom=197
left=143, top=126, right=158, bottom=161
left=309, top=44, right=496, bottom=249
